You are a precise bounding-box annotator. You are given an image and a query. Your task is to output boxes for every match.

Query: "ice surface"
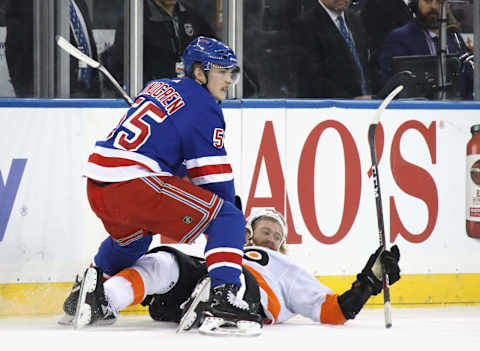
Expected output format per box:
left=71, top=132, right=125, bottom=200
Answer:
left=0, top=306, right=479, bottom=351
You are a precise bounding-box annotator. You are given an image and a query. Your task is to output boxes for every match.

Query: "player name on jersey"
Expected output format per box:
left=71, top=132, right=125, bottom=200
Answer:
left=140, top=81, right=185, bottom=115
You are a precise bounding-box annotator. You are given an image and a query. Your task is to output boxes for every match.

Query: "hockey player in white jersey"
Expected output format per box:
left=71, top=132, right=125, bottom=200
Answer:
left=240, top=208, right=400, bottom=325
left=61, top=209, right=400, bottom=335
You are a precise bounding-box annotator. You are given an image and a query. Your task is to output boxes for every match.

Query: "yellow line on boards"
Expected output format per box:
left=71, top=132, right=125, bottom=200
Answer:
left=1, top=273, right=479, bottom=317
left=316, top=273, right=480, bottom=305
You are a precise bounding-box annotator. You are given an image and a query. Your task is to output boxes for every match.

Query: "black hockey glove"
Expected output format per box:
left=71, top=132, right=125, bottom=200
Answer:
left=338, top=245, right=401, bottom=320
left=381, top=245, right=401, bottom=285
left=235, top=195, right=243, bottom=211
left=357, top=245, right=401, bottom=296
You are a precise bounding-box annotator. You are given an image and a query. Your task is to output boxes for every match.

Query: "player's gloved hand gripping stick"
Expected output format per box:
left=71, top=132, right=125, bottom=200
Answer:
left=368, top=85, right=404, bottom=328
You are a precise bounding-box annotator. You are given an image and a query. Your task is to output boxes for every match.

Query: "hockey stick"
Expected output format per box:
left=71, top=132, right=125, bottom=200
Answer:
left=368, top=85, right=403, bottom=329
left=55, top=35, right=134, bottom=106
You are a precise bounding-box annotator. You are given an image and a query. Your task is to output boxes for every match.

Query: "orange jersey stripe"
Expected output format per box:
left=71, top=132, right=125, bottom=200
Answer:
left=116, top=268, right=145, bottom=306
left=320, top=294, right=347, bottom=325
left=243, top=265, right=281, bottom=324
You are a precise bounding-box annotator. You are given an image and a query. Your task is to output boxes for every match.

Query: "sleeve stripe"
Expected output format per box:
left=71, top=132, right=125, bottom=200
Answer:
left=320, top=294, right=347, bottom=325
left=188, top=164, right=233, bottom=178
left=185, top=155, right=230, bottom=168
left=190, top=173, right=234, bottom=186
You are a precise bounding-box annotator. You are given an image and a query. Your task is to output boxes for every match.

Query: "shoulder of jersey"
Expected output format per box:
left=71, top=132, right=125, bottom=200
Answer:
left=244, top=246, right=279, bottom=261
left=244, top=246, right=293, bottom=265
left=169, top=77, right=217, bottom=107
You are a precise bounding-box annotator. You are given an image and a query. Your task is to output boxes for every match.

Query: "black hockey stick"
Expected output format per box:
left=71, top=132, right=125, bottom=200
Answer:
left=368, top=85, right=403, bottom=329
left=55, top=35, right=134, bottom=106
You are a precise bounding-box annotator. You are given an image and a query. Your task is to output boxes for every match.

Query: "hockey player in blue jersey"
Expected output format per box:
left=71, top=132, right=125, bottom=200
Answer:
left=61, top=37, right=262, bottom=329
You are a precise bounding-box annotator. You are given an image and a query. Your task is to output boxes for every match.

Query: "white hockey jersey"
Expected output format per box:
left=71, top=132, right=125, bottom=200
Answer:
left=242, top=246, right=339, bottom=324
left=125, top=245, right=347, bottom=326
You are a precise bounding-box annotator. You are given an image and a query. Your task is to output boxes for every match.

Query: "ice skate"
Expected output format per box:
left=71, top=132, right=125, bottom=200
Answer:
left=177, top=276, right=212, bottom=332
left=73, top=267, right=117, bottom=329
left=58, top=273, right=82, bottom=326
left=199, top=283, right=263, bottom=336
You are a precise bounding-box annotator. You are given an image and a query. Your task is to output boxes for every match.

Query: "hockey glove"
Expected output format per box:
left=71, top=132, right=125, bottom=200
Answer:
left=337, top=245, right=400, bottom=320
left=235, top=195, right=243, bottom=211
left=357, top=245, right=401, bottom=296
left=381, top=245, right=401, bottom=285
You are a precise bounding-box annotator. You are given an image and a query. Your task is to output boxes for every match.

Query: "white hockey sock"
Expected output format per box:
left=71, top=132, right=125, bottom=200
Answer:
left=104, top=276, right=135, bottom=314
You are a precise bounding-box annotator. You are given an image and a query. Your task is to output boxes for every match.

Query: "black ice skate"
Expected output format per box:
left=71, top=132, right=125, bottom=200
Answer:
left=177, top=276, right=212, bottom=332
left=57, top=274, right=82, bottom=326
left=177, top=279, right=263, bottom=336
left=72, top=267, right=117, bottom=329
left=203, top=283, right=263, bottom=336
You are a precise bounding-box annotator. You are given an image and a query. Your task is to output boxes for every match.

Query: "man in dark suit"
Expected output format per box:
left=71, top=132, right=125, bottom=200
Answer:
left=379, top=0, right=472, bottom=98
left=292, top=0, right=371, bottom=99
left=5, top=0, right=100, bottom=98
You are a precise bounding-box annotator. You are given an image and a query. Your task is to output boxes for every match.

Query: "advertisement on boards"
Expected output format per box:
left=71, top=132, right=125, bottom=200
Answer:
left=1, top=102, right=479, bottom=285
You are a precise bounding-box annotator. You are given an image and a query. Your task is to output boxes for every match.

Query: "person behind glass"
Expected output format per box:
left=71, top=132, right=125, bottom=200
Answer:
left=106, top=0, right=216, bottom=88
left=5, top=0, right=100, bottom=98
left=292, top=0, right=372, bottom=99
left=360, top=0, right=412, bottom=93
left=379, top=0, right=472, bottom=98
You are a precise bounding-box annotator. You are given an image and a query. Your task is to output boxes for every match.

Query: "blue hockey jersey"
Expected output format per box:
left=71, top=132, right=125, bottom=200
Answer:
left=84, top=77, right=235, bottom=203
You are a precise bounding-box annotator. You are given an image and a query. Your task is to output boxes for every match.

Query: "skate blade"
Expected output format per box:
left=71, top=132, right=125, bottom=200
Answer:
left=57, top=313, right=74, bottom=326
left=60, top=313, right=116, bottom=327
left=199, top=317, right=262, bottom=337
left=176, top=277, right=211, bottom=333
left=72, top=268, right=98, bottom=330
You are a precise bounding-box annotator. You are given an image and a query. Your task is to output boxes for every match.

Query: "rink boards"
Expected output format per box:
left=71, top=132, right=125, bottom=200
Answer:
left=0, top=99, right=479, bottom=316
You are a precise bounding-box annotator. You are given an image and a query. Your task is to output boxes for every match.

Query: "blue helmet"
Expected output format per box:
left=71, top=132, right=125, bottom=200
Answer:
left=182, top=36, right=239, bottom=76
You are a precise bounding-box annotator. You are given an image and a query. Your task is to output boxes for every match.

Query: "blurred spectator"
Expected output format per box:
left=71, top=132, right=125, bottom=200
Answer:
left=182, top=0, right=218, bottom=32
left=243, top=0, right=300, bottom=98
left=105, top=0, right=216, bottom=88
left=450, top=1, right=472, bottom=33
left=379, top=0, right=472, bottom=99
left=5, top=0, right=100, bottom=98
left=361, top=0, right=412, bottom=92
left=292, top=0, right=372, bottom=99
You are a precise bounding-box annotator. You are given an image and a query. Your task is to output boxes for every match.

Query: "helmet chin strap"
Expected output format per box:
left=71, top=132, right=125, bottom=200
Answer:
left=201, top=70, right=209, bottom=90
left=203, top=69, right=209, bottom=84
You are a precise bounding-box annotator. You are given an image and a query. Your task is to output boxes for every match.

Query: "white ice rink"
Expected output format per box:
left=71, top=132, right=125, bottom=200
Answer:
left=1, top=306, right=479, bottom=351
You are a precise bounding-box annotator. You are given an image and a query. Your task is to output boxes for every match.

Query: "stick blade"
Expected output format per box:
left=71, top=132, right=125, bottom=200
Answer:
left=373, top=85, right=404, bottom=124
left=55, top=35, right=101, bottom=69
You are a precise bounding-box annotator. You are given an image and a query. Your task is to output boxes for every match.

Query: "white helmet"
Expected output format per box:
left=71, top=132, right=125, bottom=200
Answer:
left=246, top=208, right=288, bottom=243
